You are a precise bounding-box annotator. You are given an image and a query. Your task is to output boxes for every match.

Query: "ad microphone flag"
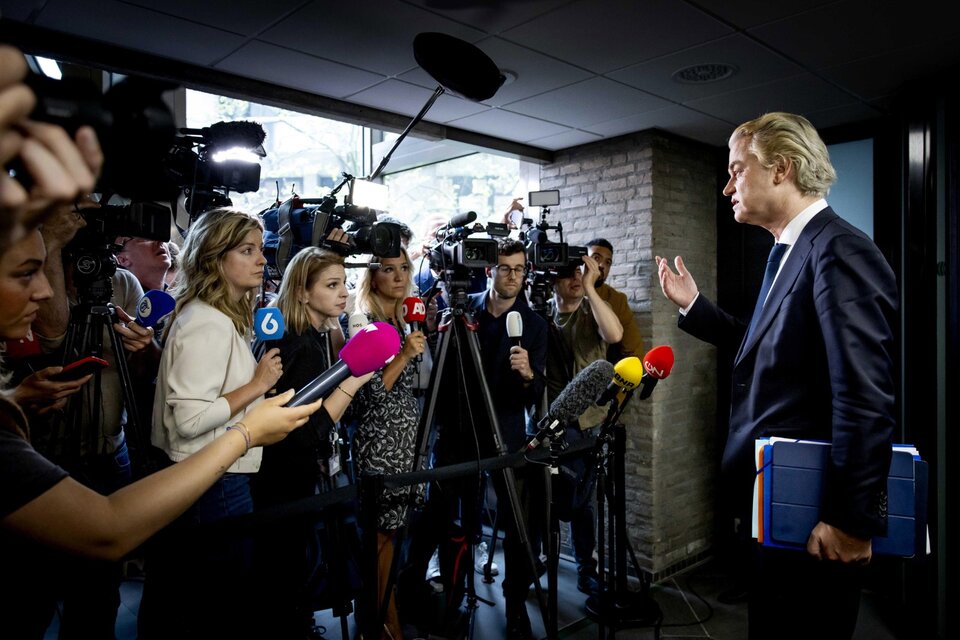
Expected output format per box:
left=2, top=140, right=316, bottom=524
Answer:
left=506, top=310, right=523, bottom=348
left=525, top=359, right=613, bottom=451
left=596, top=356, right=644, bottom=406
left=402, top=296, right=426, bottom=333
left=134, top=289, right=176, bottom=328
left=639, top=345, right=675, bottom=400
left=288, top=321, right=401, bottom=407
left=402, top=296, right=426, bottom=362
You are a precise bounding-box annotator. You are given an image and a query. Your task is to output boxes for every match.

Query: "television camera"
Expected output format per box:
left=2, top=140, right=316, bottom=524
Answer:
left=519, top=189, right=586, bottom=313
left=165, top=120, right=267, bottom=219
left=425, top=211, right=508, bottom=304
left=260, top=173, right=404, bottom=277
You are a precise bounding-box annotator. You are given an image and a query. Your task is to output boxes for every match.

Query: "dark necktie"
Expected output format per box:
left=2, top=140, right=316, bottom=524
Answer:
left=745, top=242, right=788, bottom=342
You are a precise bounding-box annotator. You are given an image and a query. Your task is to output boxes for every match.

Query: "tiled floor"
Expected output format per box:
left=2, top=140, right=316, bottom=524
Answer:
left=45, top=544, right=912, bottom=639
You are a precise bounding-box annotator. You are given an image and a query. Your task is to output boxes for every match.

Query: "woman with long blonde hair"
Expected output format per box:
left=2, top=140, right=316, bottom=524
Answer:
left=251, top=245, right=373, bottom=636
left=353, top=248, right=426, bottom=639
left=140, top=208, right=285, bottom=639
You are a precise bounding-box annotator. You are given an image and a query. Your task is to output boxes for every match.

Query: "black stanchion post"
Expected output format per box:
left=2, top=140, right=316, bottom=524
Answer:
left=359, top=470, right=384, bottom=640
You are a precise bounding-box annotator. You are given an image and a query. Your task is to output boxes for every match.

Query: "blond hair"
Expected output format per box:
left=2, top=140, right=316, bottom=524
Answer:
left=276, top=247, right=345, bottom=335
left=731, top=112, right=837, bottom=198
left=168, top=208, right=263, bottom=336
left=355, top=248, right=413, bottom=328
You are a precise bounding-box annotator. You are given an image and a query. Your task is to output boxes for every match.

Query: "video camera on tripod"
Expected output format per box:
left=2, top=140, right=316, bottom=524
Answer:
left=166, top=120, right=268, bottom=219
left=68, top=201, right=171, bottom=303
left=259, top=173, right=405, bottom=277
left=426, top=211, right=509, bottom=301
left=519, top=190, right=587, bottom=312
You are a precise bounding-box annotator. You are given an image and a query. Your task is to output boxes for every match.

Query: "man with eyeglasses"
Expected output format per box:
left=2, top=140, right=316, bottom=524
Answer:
left=114, top=235, right=173, bottom=293
left=402, top=238, right=547, bottom=640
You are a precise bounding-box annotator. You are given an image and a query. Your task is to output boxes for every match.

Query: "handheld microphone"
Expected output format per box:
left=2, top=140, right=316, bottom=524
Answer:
left=402, top=297, right=426, bottom=333
left=596, top=356, right=644, bottom=406
left=525, top=359, right=614, bottom=451
left=402, top=296, right=427, bottom=363
left=254, top=307, right=285, bottom=341
left=288, top=322, right=401, bottom=407
left=638, top=345, right=675, bottom=400
left=506, top=310, right=523, bottom=348
left=134, top=289, right=176, bottom=328
left=347, top=310, right=369, bottom=338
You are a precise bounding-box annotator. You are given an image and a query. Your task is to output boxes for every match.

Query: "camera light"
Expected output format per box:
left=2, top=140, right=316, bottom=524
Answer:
left=36, top=57, right=63, bottom=80
left=211, top=147, right=261, bottom=164
left=352, top=179, right=389, bottom=211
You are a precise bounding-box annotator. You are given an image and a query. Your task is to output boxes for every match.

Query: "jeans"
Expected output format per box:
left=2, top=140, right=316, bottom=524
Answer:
left=139, top=473, right=254, bottom=640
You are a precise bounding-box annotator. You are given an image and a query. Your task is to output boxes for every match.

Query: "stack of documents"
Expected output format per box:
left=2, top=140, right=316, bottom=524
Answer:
left=752, top=438, right=928, bottom=558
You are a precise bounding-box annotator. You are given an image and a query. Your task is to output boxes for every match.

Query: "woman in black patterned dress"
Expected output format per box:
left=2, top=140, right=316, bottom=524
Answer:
left=353, top=248, right=426, bottom=640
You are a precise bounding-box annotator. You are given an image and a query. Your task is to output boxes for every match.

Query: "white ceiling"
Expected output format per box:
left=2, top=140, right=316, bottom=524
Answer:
left=3, top=0, right=958, bottom=154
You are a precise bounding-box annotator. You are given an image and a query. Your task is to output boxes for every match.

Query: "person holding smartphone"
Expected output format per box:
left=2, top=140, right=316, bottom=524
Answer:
left=0, top=225, right=323, bottom=639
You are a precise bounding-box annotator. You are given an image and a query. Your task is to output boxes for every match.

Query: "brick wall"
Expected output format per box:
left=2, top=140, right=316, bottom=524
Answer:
left=540, top=129, right=720, bottom=576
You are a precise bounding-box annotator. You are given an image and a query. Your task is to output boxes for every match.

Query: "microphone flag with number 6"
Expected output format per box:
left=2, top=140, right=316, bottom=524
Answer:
left=639, top=345, right=675, bottom=400
left=135, top=289, right=176, bottom=328
left=287, top=321, right=401, bottom=407
left=525, top=359, right=614, bottom=451
left=254, top=307, right=285, bottom=341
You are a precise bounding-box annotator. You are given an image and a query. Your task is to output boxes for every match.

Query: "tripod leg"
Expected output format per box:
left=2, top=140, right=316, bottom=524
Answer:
left=458, top=322, right=551, bottom=629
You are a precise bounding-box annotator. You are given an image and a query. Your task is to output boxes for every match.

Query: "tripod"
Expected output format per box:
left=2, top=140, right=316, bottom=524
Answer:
left=411, top=294, right=551, bottom=638
left=585, top=393, right=663, bottom=639
left=58, top=277, right=144, bottom=479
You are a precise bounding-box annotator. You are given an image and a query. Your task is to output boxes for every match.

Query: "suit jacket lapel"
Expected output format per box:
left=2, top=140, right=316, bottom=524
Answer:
left=735, top=208, right=837, bottom=365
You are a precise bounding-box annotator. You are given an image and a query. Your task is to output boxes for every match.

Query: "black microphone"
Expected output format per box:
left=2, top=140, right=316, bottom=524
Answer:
left=525, top=360, right=614, bottom=451
left=446, top=210, right=477, bottom=228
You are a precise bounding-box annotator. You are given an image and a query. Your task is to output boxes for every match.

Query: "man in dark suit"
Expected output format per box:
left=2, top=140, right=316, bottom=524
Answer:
left=656, top=112, right=897, bottom=640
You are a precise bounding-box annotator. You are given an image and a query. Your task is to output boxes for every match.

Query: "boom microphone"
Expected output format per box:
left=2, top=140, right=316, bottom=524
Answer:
left=506, top=310, right=522, bottom=348
left=134, top=289, right=176, bottom=328
left=525, top=359, right=614, bottom=451
left=638, top=345, right=675, bottom=400
left=445, top=210, right=477, bottom=229
left=288, top=322, right=401, bottom=407
left=596, top=356, right=644, bottom=406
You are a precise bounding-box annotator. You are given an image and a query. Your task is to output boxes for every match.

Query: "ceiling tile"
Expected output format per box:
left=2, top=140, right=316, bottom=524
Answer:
left=500, top=0, right=732, bottom=73
left=685, top=72, right=860, bottom=126
left=122, top=0, right=307, bottom=36
left=216, top=41, right=385, bottom=98
left=527, top=129, right=604, bottom=151
left=505, top=77, right=671, bottom=128
left=608, top=34, right=804, bottom=103
left=34, top=0, right=245, bottom=65
left=261, top=0, right=485, bottom=77
left=447, top=108, right=570, bottom=142
left=348, top=79, right=488, bottom=122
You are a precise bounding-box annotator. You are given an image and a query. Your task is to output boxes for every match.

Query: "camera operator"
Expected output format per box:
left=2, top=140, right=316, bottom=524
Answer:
left=400, top=238, right=547, bottom=639
left=114, top=233, right=173, bottom=292
left=27, top=200, right=155, bottom=638
left=0, top=45, right=101, bottom=252
left=586, top=238, right=644, bottom=360
left=543, top=253, right=622, bottom=599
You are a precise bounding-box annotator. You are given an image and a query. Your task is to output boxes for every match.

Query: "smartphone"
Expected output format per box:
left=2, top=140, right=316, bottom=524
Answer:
left=50, top=356, right=109, bottom=381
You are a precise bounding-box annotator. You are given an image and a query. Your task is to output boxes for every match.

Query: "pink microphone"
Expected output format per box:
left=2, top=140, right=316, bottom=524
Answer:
left=287, top=321, right=401, bottom=406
